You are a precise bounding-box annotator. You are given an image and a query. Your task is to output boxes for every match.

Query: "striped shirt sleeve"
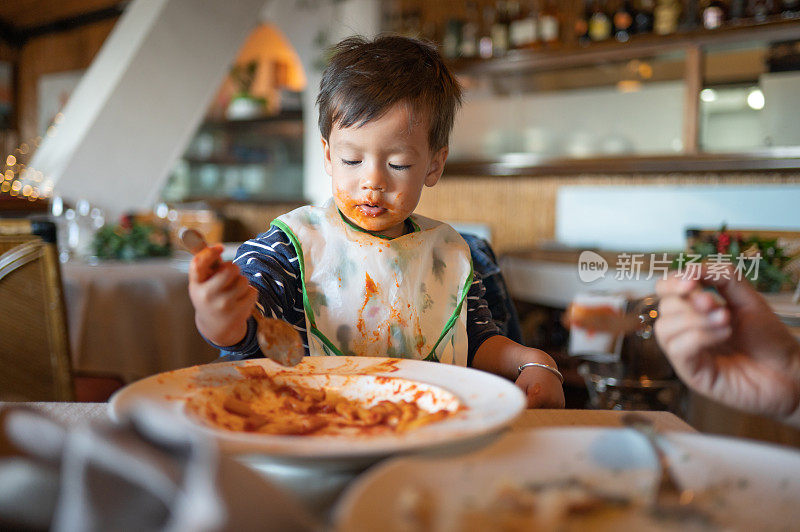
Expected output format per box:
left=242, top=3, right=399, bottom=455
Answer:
left=214, top=226, right=501, bottom=366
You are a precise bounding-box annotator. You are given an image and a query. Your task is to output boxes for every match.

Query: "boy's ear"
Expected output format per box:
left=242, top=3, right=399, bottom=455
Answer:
left=424, top=147, right=448, bottom=187
left=321, top=137, right=333, bottom=177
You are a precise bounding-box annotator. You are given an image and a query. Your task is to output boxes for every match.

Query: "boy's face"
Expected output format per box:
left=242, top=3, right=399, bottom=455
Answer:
left=322, top=103, right=448, bottom=239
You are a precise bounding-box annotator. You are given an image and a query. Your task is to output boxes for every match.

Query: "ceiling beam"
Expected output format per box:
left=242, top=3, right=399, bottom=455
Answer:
left=0, top=16, right=24, bottom=48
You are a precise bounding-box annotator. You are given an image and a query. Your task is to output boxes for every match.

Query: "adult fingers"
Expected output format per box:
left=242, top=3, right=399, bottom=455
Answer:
left=656, top=274, right=698, bottom=298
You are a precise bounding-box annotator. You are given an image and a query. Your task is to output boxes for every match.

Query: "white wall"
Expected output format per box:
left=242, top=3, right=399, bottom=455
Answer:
left=261, top=0, right=381, bottom=206
left=556, top=184, right=800, bottom=251
left=29, top=0, right=267, bottom=219
left=450, top=81, right=686, bottom=160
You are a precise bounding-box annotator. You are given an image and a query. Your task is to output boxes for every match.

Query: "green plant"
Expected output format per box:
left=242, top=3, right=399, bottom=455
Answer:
left=230, top=60, right=259, bottom=98
left=92, top=215, right=171, bottom=261
left=675, top=225, right=791, bottom=293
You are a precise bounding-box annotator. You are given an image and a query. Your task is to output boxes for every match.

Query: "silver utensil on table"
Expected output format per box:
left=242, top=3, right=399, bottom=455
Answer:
left=622, top=413, right=695, bottom=507
left=179, top=228, right=304, bottom=367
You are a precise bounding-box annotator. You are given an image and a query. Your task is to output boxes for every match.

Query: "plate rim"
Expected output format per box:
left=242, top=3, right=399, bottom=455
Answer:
left=108, top=356, right=526, bottom=460
left=334, top=425, right=800, bottom=528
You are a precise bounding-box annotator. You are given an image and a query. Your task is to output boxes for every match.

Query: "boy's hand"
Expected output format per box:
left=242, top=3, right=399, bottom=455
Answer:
left=188, top=244, right=258, bottom=347
left=515, top=366, right=566, bottom=409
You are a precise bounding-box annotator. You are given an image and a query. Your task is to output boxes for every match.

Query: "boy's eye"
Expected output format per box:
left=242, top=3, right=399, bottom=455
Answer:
left=341, top=159, right=361, bottom=166
left=389, top=163, right=411, bottom=170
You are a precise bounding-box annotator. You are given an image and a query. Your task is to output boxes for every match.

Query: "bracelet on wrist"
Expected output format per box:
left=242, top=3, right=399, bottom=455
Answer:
left=517, top=362, right=564, bottom=384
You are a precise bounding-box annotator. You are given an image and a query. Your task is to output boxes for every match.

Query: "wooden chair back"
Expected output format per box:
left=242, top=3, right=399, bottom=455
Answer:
left=0, top=218, right=73, bottom=401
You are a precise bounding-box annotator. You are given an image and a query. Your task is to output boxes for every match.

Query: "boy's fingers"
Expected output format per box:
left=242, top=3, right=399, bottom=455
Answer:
left=190, top=246, right=224, bottom=283
left=202, top=263, right=241, bottom=293
left=688, top=290, right=727, bottom=314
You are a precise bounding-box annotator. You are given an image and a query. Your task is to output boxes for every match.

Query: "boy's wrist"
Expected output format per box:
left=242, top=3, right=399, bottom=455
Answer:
left=197, top=315, right=251, bottom=348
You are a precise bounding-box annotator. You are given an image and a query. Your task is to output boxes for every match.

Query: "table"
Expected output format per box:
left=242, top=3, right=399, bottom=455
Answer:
left=61, top=259, right=219, bottom=382
left=6, top=402, right=696, bottom=433
left=0, top=402, right=695, bottom=524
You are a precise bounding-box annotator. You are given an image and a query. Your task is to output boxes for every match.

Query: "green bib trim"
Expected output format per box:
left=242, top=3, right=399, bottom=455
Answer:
left=337, top=209, right=420, bottom=240
left=270, top=218, right=348, bottom=357
left=425, top=262, right=474, bottom=361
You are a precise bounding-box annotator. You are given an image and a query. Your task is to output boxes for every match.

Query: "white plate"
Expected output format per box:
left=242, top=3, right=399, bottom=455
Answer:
left=108, top=357, right=525, bottom=463
left=335, top=427, right=800, bottom=531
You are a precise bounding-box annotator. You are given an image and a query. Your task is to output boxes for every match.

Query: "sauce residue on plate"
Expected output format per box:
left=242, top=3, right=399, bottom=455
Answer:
left=185, top=365, right=458, bottom=437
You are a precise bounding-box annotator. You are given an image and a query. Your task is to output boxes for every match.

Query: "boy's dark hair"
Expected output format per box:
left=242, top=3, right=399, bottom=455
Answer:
left=317, top=35, right=462, bottom=152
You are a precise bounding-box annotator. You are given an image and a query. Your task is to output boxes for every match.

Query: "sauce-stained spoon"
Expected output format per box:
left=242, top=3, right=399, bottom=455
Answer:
left=179, top=227, right=304, bottom=367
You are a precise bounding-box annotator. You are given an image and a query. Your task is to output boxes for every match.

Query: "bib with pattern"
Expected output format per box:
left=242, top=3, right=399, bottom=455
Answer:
left=272, top=199, right=473, bottom=365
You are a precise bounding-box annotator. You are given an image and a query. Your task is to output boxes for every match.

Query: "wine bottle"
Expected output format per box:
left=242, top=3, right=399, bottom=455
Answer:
left=614, top=0, right=636, bottom=42
left=681, top=0, right=700, bottom=30
left=634, top=0, right=656, bottom=33
left=589, top=0, right=613, bottom=41
left=654, top=0, right=681, bottom=35
left=782, top=0, right=800, bottom=17
left=702, top=0, right=727, bottom=28
left=748, top=0, right=776, bottom=21
left=575, top=0, right=592, bottom=46
left=491, top=1, right=510, bottom=56
left=478, top=6, right=495, bottom=58
left=460, top=1, right=479, bottom=58
left=538, top=0, right=560, bottom=45
left=730, top=0, right=747, bottom=20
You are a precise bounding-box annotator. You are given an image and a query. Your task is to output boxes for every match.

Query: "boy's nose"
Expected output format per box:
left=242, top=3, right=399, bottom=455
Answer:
left=360, top=165, right=387, bottom=191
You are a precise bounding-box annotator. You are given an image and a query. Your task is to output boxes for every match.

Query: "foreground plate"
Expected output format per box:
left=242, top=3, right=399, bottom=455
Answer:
left=109, top=357, right=525, bottom=462
left=336, top=427, right=800, bottom=531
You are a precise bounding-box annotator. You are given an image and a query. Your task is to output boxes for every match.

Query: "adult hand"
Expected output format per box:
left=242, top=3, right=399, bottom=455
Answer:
left=655, top=267, right=800, bottom=427
left=188, top=245, right=258, bottom=347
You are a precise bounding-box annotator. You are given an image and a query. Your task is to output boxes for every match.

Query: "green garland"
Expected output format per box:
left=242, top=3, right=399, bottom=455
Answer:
left=92, top=215, right=171, bottom=261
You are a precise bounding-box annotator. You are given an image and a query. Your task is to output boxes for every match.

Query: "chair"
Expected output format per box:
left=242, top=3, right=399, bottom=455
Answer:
left=0, top=218, right=74, bottom=401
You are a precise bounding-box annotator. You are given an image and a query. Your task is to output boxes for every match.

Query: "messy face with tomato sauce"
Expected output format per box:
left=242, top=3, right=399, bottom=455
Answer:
left=322, top=103, right=448, bottom=239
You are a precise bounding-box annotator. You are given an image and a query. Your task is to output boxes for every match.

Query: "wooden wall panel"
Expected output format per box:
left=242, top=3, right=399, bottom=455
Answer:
left=416, top=172, right=800, bottom=253
left=17, top=18, right=117, bottom=143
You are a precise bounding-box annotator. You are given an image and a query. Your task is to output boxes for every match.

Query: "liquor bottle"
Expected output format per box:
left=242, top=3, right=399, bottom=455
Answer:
left=681, top=0, right=700, bottom=30
left=614, top=0, right=636, bottom=42
left=510, top=0, right=537, bottom=49
left=478, top=6, right=495, bottom=58
left=460, top=1, right=479, bottom=58
left=442, top=18, right=462, bottom=59
left=522, top=0, right=541, bottom=48
left=730, top=0, right=747, bottom=20
left=702, top=0, right=727, bottom=28
left=538, top=0, right=560, bottom=45
left=654, top=0, right=681, bottom=34
left=589, top=0, right=613, bottom=42
left=575, top=0, right=592, bottom=45
left=781, top=0, right=800, bottom=17
left=507, top=0, right=525, bottom=48
left=748, top=0, right=775, bottom=21
left=634, top=0, right=656, bottom=33
left=491, top=1, right=510, bottom=56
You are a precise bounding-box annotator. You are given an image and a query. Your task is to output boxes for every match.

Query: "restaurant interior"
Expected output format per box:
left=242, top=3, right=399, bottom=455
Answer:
left=1, top=0, right=800, bottom=529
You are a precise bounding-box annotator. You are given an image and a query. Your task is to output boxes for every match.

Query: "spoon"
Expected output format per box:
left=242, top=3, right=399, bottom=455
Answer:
left=621, top=413, right=695, bottom=507
left=179, top=227, right=305, bottom=367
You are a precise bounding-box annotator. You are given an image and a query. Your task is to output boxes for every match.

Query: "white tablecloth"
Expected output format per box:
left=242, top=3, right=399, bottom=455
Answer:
left=61, top=259, right=219, bottom=382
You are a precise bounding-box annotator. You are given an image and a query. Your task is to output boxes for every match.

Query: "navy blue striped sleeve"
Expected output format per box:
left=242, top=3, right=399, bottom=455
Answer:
left=214, top=225, right=501, bottom=365
left=217, top=226, right=308, bottom=360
